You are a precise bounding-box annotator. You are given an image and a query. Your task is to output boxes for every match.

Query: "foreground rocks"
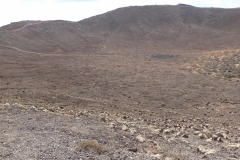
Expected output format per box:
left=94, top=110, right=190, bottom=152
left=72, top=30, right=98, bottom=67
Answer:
left=197, top=145, right=217, bottom=155
left=1, top=103, right=240, bottom=159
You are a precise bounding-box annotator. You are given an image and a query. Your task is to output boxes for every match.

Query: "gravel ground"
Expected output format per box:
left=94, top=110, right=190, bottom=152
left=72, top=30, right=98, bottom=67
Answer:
left=0, top=104, right=159, bottom=160
left=1, top=103, right=240, bottom=160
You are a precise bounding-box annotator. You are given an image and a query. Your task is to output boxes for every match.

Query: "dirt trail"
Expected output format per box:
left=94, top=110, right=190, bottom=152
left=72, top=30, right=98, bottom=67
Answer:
left=0, top=22, right=42, bottom=32
left=0, top=45, right=61, bottom=56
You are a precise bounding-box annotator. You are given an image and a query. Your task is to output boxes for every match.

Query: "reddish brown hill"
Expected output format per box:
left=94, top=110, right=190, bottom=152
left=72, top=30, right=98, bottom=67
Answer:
left=0, top=5, right=240, bottom=53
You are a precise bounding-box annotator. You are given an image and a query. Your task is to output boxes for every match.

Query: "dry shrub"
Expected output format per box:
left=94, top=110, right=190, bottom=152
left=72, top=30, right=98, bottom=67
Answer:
left=77, top=140, right=110, bottom=153
left=161, top=153, right=183, bottom=160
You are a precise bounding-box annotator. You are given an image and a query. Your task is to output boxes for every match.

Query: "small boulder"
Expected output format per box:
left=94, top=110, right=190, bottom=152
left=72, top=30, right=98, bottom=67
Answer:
left=202, top=129, right=212, bottom=138
left=217, top=137, right=223, bottom=142
left=197, top=145, right=217, bottom=155
left=122, top=125, right=128, bottom=131
left=136, top=135, right=146, bottom=143
left=163, top=128, right=175, bottom=134
left=206, top=138, right=212, bottom=142
left=129, top=148, right=137, bottom=152
left=182, top=133, right=189, bottom=138
left=216, top=132, right=228, bottom=139
left=212, top=135, right=218, bottom=141
left=129, top=128, right=137, bottom=134
left=227, top=143, right=240, bottom=149
left=194, top=131, right=201, bottom=135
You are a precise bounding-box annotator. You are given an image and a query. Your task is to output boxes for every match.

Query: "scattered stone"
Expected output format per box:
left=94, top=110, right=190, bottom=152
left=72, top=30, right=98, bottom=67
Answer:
left=122, top=115, right=128, bottom=119
left=175, top=131, right=183, bottom=137
left=203, top=133, right=209, bottom=139
left=122, top=125, right=128, bottom=131
left=217, top=137, right=223, bottom=142
left=198, top=133, right=209, bottom=139
left=202, top=155, right=208, bottom=158
left=216, top=132, right=228, bottom=139
left=151, top=128, right=161, bottom=135
left=231, top=154, right=238, bottom=159
left=151, top=154, right=162, bottom=159
left=212, top=135, right=218, bottom=141
left=197, top=145, right=217, bottom=155
left=109, top=123, right=115, bottom=128
left=163, top=128, right=175, bottom=134
left=204, top=124, right=210, bottom=128
left=101, top=117, right=107, bottom=122
left=194, top=131, right=201, bottom=135
left=136, top=135, right=146, bottom=143
left=227, top=143, right=240, bottom=148
left=206, top=138, right=212, bottom=142
left=129, top=148, right=137, bottom=152
left=202, top=129, right=212, bottom=138
left=182, top=133, right=189, bottom=138
left=129, top=128, right=137, bottom=134
left=224, top=130, right=230, bottom=134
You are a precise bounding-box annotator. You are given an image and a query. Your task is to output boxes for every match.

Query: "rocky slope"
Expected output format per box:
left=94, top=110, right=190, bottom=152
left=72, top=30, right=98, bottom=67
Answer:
left=1, top=5, right=240, bottom=53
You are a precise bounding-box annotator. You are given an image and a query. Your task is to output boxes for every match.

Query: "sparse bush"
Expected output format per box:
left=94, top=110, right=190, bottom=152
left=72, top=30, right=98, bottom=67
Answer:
left=161, top=153, right=183, bottom=160
left=77, top=140, right=110, bottom=153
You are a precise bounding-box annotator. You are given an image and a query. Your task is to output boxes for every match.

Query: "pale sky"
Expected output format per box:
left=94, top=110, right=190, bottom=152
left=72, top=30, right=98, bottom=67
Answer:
left=0, top=0, right=239, bottom=27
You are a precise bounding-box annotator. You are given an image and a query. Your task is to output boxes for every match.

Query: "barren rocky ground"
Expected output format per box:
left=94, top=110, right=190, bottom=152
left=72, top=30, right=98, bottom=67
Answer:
left=0, top=4, right=240, bottom=160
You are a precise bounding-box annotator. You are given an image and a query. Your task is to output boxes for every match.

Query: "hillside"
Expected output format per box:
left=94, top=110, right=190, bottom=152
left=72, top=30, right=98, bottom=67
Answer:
left=1, top=5, right=240, bottom=53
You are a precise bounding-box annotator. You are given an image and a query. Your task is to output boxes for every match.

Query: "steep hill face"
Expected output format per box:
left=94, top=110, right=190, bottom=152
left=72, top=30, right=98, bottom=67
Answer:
left=0, top=5, right=240, bottom=53
left=79, top=5, right=240, bottom=51
left=80, top=5, right=240, bottom=33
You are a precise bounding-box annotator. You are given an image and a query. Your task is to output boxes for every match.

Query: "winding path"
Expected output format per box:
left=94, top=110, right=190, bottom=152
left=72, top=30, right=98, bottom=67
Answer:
left=0, top=45, right=62, bottom=56
left=0, top=22, right=42, bottom=32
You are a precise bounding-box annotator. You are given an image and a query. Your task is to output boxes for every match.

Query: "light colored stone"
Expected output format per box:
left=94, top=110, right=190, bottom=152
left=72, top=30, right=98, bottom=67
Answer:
left=216, top=132, right=228, bottom=139
left=151, top=154, right=162, bottom=159
left=197, top=145, right=217, bottom=155
left=163, top=128, right=175, bottom=134
left=194, top=131, right=201, bottom=135
left=217, top=137, right=223, bottom=142
left=203, top=133, right=209, bottom=139
left=198, top=133, right=209, bottom=139
left=202, top=129, right=212, bottom=138
left=129, top=128, right=137, bottom=134
left=122, top=125, right=128, bottom=131
left=176, top=131, right=183, bottom=137
left=206, top=138, right=212, bottom=142
left=151, top=128, right=161, bottom=135
left=227, top=143, right=240, bottom=148
left=109, top=123, right=115, bottom=128
left=165, top=157, right=174, bottom=160
left=198, top=133, right=204, bottom=139
left=136, top=135, right=146, bottom=143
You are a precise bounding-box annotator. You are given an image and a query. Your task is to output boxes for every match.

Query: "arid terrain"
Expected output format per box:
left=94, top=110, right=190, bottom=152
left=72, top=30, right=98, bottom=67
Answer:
left=0, top=4, right=240, bottom=160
